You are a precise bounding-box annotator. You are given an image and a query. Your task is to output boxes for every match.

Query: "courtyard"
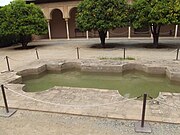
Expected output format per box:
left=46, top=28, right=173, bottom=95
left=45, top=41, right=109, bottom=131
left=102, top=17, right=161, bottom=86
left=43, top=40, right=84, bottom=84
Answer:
left=0, top=38, right=180, bottom=134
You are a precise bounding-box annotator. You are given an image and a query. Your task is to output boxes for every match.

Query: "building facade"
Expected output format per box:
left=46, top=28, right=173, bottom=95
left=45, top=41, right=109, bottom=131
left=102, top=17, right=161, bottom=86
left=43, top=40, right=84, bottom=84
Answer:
left=26, top=0, right=179, bottom=40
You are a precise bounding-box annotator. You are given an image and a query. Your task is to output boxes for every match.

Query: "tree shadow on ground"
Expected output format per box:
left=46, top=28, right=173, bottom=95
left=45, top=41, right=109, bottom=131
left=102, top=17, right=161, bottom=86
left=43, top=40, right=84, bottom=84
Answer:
left=0, top=40, right=57, bottom=50
left=14, top=45, right=37, bottom=50
left=6, top=44, right=50, bottom=50
left=89, top=43, right=180, bottom=49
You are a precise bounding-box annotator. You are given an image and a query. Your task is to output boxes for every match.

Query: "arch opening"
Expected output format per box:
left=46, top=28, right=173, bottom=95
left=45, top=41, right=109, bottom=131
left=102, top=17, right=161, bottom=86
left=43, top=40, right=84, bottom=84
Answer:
left=50, top=9, right=66, bottom=38
left=69, top=7, right=85, bottom=38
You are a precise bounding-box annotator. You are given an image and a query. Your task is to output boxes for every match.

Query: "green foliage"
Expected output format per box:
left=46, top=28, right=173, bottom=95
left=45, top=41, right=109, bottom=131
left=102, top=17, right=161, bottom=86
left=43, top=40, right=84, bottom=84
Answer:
left=0, top=5, right=19, bottom=46
left=167, top=0, right=180, bottom=24
left=0, top=0, right=48, bottom=47
left=131, top=0, right=180, bottom=29
left=0, top=35, right=19, bottom=47
left=76, top=0, right=129, bottom=47
left=76, top=0, right=129, bottom=32
left=131, top=0, right=180, bottom=47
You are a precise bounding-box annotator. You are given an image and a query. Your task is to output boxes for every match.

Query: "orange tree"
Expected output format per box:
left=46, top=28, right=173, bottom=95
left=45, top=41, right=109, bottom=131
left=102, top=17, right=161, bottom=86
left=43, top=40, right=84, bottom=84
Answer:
left=131, top=0, right=180, bottom=48
left=76, top=0, right=129, bottom=48
left=0, top=0, right=47, bottom=48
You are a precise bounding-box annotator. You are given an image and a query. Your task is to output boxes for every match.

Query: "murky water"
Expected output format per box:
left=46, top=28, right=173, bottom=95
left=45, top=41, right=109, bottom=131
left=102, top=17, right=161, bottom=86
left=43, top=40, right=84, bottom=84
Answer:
left=23, top=70, right=180, bottom=98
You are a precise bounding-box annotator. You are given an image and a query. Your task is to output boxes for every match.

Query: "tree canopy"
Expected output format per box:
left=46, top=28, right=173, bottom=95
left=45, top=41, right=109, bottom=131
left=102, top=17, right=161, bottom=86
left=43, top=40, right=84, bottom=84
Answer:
left=131, top=0, right=180, bottom=47
left=168, top=0, right=180, bottom=24
left=76, top=0, right=129, bottom=47
left=0, top=0, right=48, bottom=48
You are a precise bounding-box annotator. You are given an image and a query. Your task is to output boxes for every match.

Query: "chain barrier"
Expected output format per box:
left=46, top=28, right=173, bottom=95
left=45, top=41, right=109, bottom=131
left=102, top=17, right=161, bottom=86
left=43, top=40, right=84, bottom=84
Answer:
left=4, top=85, right=138, bottom=108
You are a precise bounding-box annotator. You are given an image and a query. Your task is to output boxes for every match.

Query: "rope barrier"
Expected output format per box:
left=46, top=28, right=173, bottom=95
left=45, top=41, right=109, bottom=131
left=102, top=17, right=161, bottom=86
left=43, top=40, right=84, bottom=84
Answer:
left=160, top=30, right=174, bottom=35
left=109, top=31, right=128, bottom=36
left=148, top=93, right=180, bottom=109
left=0, top=57, right=5, bottom=62
left=7, top=56, right=31, bottom=62
left=88, top=32, right=99, bottom=36
left=154, top=99, right=180, bottom=109
left=169, top=49, right=178, bottom=53
left=4, top=85, right=138, bottom=108
left=87, top=31, right=128, bottom=37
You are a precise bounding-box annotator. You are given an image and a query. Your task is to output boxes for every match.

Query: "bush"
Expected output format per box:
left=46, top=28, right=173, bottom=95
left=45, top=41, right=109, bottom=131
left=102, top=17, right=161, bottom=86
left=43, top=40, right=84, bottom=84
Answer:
left=0, top=34, right=20, bottom=47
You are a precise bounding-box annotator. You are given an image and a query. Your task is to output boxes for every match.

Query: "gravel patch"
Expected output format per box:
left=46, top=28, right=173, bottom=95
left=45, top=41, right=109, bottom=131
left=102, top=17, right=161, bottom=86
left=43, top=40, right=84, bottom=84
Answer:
left=0, top=110, right=180, bottom=135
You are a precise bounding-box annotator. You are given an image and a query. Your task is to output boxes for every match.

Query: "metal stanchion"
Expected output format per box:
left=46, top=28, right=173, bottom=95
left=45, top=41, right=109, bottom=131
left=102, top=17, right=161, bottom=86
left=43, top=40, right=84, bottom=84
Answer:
left=123, top=48, right=126, bottom=59
left=176, top=48, right=179, bottom=60
left=35, top=48, right=39, bottom=59
left=5, top=56, right=11, bottom=71
left=141, top=93, right=147, bottom=127
left=76, top=47, right=80, bottom=59
left=0, top=85, right=17, bottom=117
left=135, top=93, right=151, bottom=133
left=1, top=85, right=9, bottom=113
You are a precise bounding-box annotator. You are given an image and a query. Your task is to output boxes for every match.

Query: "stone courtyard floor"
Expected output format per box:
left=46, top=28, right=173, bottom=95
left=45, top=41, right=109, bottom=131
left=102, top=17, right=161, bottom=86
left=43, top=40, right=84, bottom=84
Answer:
left=0, top=38, right=180, bottom=134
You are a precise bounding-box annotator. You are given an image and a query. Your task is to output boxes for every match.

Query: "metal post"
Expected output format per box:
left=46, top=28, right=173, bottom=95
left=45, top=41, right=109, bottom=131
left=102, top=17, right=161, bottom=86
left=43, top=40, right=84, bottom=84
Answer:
left=5, top=56, right=11, bottom=71
left=141, top=93, right=147, bottom=127
left=35, top=48, right=39, bottom=59
left=77, top=47, right=80, bottom=59
left=1, top=85, right=9, bottom=113
left=124, top=48, right=126, bottom=59
left=176, top=48, right=179, bottom=60
left=134, top=93, right=151, bottom=133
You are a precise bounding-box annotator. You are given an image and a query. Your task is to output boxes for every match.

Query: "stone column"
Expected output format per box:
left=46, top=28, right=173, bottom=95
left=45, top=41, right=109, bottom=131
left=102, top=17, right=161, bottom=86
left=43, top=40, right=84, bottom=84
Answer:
left=65, top=18, right=70, bottom=40
left=175, top=25, right=178, bottom=38
left=128, top=26, right=131, bottom=39
left=151, top=25, right=153, bottom=38
left=47, top=20, right=52, bottom=40
left=86, top=31, right=89, bottom=39
left=151, top=33, right=153, bottom=38
left=107, top=31, right=110, bottom=39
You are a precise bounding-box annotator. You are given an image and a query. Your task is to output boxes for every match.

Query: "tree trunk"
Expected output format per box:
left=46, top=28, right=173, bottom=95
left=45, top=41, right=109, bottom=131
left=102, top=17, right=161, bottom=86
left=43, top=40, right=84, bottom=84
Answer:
left=150, top=24, right=161, bottom=48
left=98, top=30, right=107, bottom=48
left=22, top=42, right=28, bottom=49
left=153, top=34, right=159, bottom=48
left=19, top=35, right=32, bottom=49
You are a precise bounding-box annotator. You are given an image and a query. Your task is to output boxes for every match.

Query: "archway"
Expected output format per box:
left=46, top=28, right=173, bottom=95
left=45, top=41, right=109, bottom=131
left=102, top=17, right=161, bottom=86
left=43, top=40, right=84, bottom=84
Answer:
left=50, top=9, right=66, bottom=38
left=69, top=7, right=85, bottom=38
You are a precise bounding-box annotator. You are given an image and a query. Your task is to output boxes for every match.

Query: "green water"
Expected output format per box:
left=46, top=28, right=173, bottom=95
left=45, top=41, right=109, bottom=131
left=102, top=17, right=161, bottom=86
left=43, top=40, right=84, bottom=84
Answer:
left=23, top=70, right=180, bottom=98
